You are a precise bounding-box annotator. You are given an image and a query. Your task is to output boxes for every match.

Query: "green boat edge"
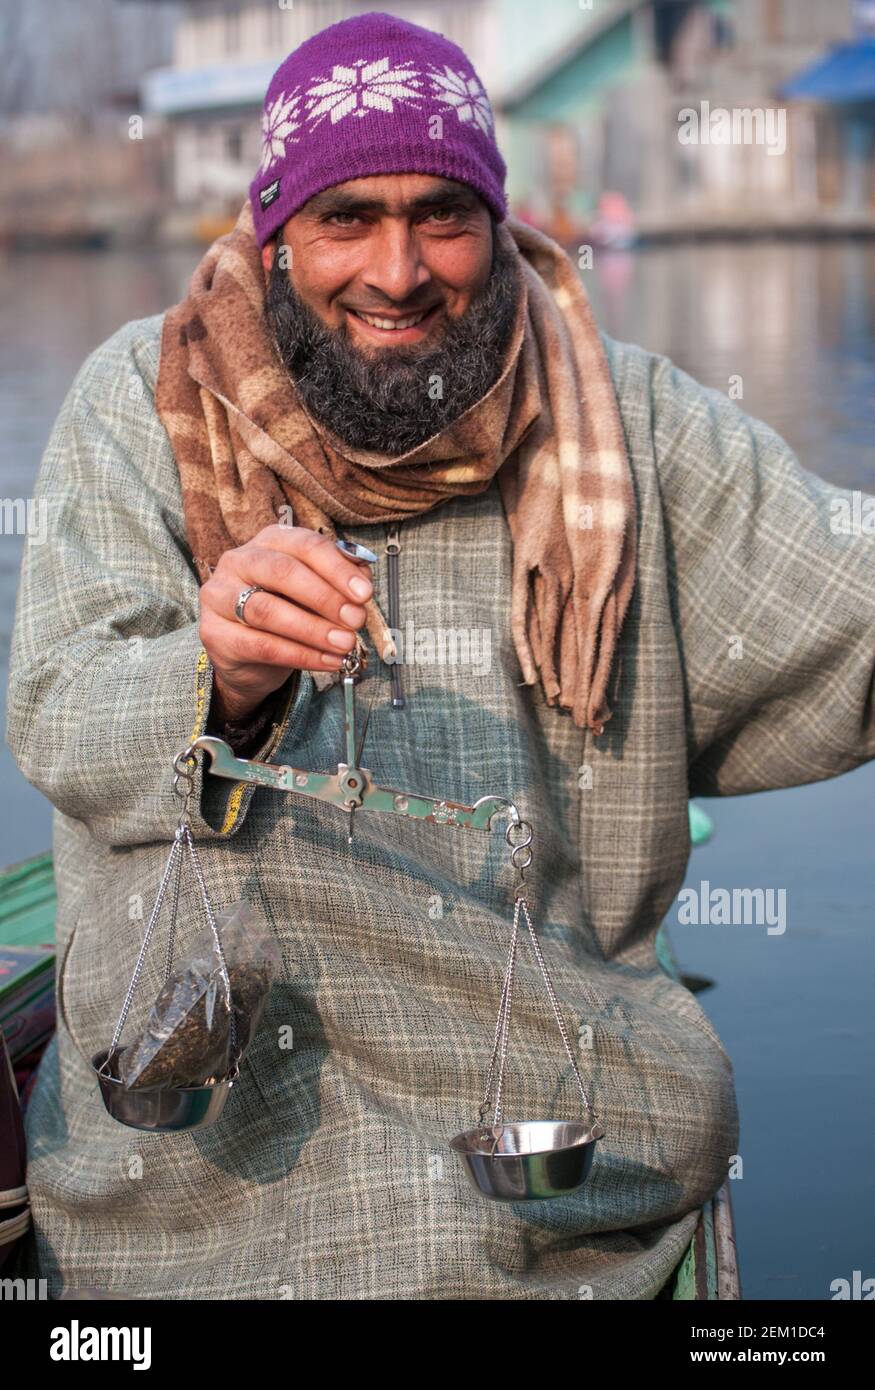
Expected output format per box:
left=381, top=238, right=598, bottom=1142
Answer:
left=0, top=826, right=739, bottom=1301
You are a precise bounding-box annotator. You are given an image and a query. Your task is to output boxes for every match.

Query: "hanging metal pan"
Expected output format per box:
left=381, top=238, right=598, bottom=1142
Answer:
left=92, top=1050, right=236, bottom=1132
left=450, top=1117, right=604, bottom=1202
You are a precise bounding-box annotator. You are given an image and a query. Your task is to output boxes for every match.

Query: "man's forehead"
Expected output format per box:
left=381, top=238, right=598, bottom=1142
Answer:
left=297, top=174, right=483, bottom=219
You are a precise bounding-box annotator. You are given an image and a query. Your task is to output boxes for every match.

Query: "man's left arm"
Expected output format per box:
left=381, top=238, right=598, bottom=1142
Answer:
left=647, top=351, right=875, bottom=796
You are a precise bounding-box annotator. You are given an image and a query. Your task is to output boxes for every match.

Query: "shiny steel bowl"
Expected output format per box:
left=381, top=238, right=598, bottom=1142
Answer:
left=450, top=1118, right=604, bottom=1201
left=92, top=1050, right=235, bottom=1132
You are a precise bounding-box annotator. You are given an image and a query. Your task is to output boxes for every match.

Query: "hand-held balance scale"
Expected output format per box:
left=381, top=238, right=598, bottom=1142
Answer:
left=92, top=540, right=603, bottom=1201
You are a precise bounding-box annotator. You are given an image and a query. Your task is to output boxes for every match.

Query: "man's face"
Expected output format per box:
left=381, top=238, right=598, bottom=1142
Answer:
left=260, top=173, right=494, bottom=354
left=260, top=172, right=520, bottom=455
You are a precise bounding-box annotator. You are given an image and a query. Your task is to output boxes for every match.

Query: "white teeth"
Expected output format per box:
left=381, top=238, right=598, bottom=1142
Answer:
left=355, top=310, right=428, bottom=331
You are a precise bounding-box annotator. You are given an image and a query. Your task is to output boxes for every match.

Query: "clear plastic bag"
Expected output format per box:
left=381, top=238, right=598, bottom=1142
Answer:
left=113, top=899, right=281, bottom=1090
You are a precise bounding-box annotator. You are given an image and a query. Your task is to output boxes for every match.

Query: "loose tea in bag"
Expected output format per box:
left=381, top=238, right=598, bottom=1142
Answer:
left=113, top=899, right=281, bottom=1090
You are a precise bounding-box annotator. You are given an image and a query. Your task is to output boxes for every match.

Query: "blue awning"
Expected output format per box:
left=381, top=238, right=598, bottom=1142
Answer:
left=779, top=38, right=875, bottom=105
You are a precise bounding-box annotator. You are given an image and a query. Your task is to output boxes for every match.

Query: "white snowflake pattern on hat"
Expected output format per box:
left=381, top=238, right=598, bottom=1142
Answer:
left=304, top=57, right=424, bottom=126
left=260, top=88, right=303, bottom=172
left=429, top=66, right=494, bottom=136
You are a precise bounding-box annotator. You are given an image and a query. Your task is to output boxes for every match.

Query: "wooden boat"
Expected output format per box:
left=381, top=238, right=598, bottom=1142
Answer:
left=0, top=843, right=740, bottom=1299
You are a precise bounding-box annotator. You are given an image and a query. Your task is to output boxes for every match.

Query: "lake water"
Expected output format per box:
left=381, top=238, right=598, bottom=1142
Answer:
left=1, top=240, right=873, bottom=1300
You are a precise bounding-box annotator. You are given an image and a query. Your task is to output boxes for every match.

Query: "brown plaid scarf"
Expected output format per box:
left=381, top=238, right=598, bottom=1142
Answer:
left=155, top=198, right=637, bottom=733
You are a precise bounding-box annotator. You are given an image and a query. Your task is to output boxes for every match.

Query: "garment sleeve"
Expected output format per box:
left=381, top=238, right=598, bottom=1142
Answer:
left=205, top=679, right=296, bottom=757
left=648, top=352, right=875, bottom=796
left=4, top=324, right=308, bottom=847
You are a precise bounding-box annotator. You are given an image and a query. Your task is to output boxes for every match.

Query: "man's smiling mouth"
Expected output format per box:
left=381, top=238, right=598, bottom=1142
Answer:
left=346, top=304, right=442, bottom=336
left=352, top=309, right=429, bottom=330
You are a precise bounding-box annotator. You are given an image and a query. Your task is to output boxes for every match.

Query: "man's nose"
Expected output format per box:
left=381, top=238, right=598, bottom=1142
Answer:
left=362, top=221, right=431, bottom=304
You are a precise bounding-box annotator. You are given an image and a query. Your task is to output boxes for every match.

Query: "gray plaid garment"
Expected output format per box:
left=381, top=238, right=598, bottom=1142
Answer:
left=6, top=312, right=875, bottom=1300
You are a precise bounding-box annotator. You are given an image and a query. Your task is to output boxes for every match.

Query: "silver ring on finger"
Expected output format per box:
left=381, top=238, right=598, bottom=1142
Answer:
left=235, top=584, right=266, bottom=625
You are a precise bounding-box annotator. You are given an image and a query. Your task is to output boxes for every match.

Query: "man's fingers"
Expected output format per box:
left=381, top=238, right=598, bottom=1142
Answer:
left=221, top=544, right=370, bottom=628
left=249, top=524, right=374, bottom=603
left=202, top=611, right=346, bottom=671
left=200, top=526, right=375, bottom=687
left=209, top=581, right=360, bottom=654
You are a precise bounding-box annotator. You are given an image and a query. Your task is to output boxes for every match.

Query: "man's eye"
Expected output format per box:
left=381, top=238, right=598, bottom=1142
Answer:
left=327, top=213, right=359, bottom=226
left=426, top=207, right=457, bottom=223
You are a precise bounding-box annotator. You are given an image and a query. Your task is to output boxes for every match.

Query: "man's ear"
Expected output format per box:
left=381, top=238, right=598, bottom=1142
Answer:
left=261, top=239, right=275, bottom=275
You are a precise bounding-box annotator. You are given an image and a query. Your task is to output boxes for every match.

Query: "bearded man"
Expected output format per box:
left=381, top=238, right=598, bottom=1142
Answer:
left=7, top=13, right=875, bottom=1301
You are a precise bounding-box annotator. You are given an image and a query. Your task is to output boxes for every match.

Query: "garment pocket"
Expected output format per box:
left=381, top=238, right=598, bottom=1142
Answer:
left=56, top=850, right=146, bottom=1068
left=56, top=898, right=98, bottom=1066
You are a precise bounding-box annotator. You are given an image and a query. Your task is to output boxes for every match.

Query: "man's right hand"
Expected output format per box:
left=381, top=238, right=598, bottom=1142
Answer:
left=199, top=524, right=374, bottom=724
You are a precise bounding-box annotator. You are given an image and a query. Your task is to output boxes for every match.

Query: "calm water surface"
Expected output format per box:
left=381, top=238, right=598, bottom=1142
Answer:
left=1, top=241, right=873, bottom=1299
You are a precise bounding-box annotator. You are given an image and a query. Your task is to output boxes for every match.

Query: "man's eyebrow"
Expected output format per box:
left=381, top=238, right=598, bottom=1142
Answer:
left=408, top=186, right=479, bottom=211
left=304, top=182, right=479, bottom=218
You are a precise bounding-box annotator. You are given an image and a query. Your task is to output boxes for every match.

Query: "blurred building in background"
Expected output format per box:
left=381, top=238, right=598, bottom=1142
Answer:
left=779, top=4, right=875, bottom=220
left=1, top=0, right=873, bottom=247
left=0, top=0, right=180, bottom=247
left=501, top=0, right=875, bottom=243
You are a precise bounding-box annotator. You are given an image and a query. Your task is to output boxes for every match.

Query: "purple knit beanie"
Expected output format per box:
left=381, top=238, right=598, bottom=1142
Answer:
left=249, top=10, right=507, bottom=246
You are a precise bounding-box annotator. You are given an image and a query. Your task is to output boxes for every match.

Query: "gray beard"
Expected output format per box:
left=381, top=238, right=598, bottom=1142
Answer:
left=263, top=231, right=521, bottom=456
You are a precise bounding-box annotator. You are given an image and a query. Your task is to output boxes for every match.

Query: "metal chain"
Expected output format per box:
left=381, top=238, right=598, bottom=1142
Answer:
left=476, top=816, right=600, bottom=1129
left=105, top=828, right=186, bottom=1062
left=492, top=897, right=521, bottom=1128
left=517, top=894, right=598, bottom=1123
left=182, top=823, right=239, bottom=1074
left=478, top=894, right=521, bottom=1128
left=478, top=817, right=532, bottom=1127
left=174, top=744, right=238, bottom=1067
left=103, top=746, right=239, bottom=1080
left=172, top=746, right=197, bottom=827
left=505, top=817, right=533, bottom=898
left=164, top=829, right=182, bottom=987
